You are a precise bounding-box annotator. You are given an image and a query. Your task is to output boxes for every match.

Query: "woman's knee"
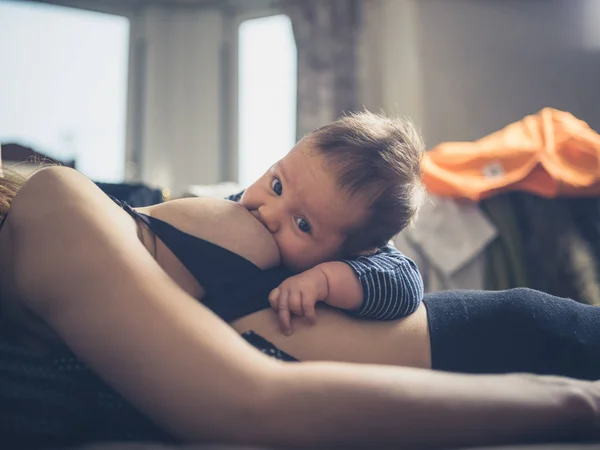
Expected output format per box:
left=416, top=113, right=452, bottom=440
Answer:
left=7, top=168, right=135, bottom=308
left=7, top=166, right=81, bottom=230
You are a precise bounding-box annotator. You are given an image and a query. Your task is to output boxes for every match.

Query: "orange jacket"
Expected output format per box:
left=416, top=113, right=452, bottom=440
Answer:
left=422, top=108, right=600, bottom=201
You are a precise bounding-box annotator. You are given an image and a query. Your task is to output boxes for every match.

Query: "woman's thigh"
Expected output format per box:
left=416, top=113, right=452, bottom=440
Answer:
left=424, top=288, right=600, bottom=380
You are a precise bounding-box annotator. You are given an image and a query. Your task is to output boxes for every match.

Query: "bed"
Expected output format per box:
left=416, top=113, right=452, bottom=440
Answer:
left=1, top=148, right=598, bottom=450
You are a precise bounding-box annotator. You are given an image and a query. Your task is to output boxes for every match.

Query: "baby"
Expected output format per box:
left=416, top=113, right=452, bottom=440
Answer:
left=230, top=110, right=426, bottom=334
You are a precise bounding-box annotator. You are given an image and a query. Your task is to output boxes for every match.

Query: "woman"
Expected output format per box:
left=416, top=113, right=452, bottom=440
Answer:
left=1, top=166, right=600, bottom=449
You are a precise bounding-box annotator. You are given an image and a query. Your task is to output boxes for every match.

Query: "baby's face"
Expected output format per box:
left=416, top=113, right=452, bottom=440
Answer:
left=240, top=140, right=368, bottom=272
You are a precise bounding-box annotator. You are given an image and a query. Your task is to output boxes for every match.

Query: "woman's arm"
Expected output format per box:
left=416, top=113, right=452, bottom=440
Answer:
left=3, top=167, right=599, bottom=448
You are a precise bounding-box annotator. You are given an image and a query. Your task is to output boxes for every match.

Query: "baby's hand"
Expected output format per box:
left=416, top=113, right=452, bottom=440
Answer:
left=268, top=266, right=329, bottom=335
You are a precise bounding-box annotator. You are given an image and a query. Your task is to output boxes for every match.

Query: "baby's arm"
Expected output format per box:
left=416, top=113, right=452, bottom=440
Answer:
left=268, top=246, right=423, bottom=334
left=341, top=244, right=424, bottom=319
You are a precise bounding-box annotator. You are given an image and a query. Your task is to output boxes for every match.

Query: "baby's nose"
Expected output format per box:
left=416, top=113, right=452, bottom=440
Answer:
left=258, top=206, right=280, bottom=233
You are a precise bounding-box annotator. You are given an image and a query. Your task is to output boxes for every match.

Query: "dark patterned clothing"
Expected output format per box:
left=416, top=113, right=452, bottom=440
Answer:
left=0, top=331, right=295, bottom=449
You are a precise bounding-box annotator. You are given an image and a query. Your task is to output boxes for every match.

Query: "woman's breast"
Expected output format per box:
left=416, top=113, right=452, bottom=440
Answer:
left=230, top=303, right=431, bottom=368
left=132, top=207, right=203, bottom=300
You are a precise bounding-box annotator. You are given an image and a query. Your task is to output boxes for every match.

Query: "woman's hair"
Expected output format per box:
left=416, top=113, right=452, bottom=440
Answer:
left=307, top=110, right=426, bottom=255
left=0, top=168, right=27, bottom=225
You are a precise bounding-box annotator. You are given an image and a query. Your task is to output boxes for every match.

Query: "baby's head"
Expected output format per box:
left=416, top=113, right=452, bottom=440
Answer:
left=240, top=110, right=425, bottom=272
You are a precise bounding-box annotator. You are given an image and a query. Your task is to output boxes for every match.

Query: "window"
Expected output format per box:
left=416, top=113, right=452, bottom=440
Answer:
left=0, top=1, right=130, bottom=182
left=237, top=14, right=297, bottom=187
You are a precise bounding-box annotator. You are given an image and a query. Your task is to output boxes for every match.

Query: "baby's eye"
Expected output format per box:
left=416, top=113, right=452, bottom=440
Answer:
left=271, top=178, right=282, bottom=196
left=295, top=217, right=311, bottom=234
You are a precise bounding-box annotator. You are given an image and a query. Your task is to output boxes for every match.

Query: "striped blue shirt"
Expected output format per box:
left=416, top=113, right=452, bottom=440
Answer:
left=344, top=245, right=423, bottom=320
left=228, top=192, right=424, bottom=320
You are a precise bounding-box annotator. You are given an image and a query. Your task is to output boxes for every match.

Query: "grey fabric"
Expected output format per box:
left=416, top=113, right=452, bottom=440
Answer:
left=393, top=195, right=497, bottom=292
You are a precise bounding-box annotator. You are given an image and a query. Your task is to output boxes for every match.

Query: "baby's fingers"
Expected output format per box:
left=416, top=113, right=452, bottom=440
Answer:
left=302, top=296, right=317, bottom=325
left=268, top=287, right=281, bottom=311
left=277, top=290, right=292, bottom=336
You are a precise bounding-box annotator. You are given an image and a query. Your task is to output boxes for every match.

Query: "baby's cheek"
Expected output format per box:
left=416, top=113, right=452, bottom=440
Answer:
left=278, top=239, right=311, bottom=272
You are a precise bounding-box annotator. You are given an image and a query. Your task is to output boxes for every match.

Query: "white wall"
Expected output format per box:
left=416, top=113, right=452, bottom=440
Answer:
left=133, top=6, right=223, bottom=195
left=366, top=0, right=600, bottom=147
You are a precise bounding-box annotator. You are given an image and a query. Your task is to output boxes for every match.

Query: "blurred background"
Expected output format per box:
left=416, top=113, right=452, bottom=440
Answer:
left=3, top=0, right=600, bottom=192
left=3, top=0, right=600, bottom=299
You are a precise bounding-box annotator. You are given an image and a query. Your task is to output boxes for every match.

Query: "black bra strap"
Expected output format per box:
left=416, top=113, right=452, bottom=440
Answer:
left=113, top=197, right=264, bottom=292
left=141, top=213, right=263, bottom=289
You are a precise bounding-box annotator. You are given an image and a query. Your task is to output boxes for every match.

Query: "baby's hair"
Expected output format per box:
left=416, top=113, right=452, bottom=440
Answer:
left=308, top=110, right=426, bottom=255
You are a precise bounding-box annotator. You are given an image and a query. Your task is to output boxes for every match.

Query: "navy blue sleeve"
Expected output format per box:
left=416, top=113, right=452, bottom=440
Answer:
left=343, top=245, right=424, bottom=320
left=227, top=191, right=244, bottom=202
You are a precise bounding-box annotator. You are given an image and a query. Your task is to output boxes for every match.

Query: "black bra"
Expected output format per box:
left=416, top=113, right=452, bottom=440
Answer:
left=115, top=198, right=293, bottom=322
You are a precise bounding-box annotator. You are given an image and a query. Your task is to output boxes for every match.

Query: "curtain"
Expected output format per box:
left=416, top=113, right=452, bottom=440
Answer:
left=281, top=0, right=361, bottom=139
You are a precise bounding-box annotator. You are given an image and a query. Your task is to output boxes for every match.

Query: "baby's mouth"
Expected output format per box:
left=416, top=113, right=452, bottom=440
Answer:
left=249, top=209, right=268, bottom=229
left=248, top=209, right=283, bottom=264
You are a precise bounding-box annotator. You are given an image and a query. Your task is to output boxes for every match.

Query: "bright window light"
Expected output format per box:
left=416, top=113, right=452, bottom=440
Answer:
left=0, top=1, right=130, bottom=182
left=237, top=14, right=297, bottom=187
